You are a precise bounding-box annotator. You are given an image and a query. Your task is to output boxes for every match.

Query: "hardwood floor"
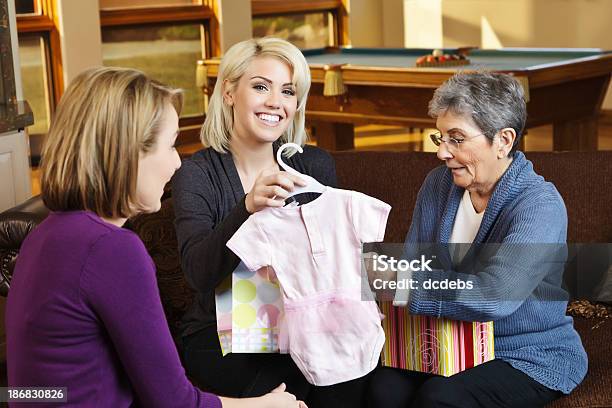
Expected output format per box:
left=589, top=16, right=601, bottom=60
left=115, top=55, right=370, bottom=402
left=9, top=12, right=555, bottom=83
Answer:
left=28, top=121, right=612, bottom=196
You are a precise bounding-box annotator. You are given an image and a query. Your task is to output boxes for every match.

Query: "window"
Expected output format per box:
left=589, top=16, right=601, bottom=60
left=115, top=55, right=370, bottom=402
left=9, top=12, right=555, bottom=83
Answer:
left=251, top=0, right=348, bottom=48
left=18, top=35, right=50, bottom=136
left=15, top=0, right=37, bottom=15
left=15, top=0, right=40, bottom=14
left=253, top=12, right=333, bottom=49
left=101, top=24, right=205, bottom=117
left=100, top=1, right=214, bottom=144
left=16, top=0, right=62, bottom=164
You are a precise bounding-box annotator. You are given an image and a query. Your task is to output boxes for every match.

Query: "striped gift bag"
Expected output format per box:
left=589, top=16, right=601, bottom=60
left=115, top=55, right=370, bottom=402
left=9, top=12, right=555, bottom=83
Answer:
left=380, top=302, right=494, bottom=376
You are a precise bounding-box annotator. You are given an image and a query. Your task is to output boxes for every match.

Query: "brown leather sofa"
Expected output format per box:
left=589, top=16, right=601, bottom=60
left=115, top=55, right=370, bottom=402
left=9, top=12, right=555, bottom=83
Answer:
left=1, top=150, right=611, bottom=407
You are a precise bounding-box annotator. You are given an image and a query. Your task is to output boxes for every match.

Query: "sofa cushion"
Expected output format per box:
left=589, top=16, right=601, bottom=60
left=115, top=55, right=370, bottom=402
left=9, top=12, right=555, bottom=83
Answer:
left=128, top=199, right=194, bottom=338
left=525, top=151, right=612, bottom=243
left=548, top=317, right=612, bottom=407
left=332, top=150, right=440, bottom=243
left=0, top=195, right=49, bottom=296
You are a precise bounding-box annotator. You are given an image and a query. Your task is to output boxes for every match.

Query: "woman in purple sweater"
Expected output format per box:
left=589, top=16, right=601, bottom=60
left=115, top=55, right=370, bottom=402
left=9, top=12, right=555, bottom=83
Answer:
left=6, top=67, right=305, bottom=408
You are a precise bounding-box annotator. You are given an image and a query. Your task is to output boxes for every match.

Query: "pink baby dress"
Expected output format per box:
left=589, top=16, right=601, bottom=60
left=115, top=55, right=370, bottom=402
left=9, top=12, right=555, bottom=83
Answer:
left=227, top=187, right=391, bottom=386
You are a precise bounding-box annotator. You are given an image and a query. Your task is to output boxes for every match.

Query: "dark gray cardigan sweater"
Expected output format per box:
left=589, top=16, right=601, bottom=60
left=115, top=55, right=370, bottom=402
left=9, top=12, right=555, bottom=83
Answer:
left=172, top=143, right=337, bottom=338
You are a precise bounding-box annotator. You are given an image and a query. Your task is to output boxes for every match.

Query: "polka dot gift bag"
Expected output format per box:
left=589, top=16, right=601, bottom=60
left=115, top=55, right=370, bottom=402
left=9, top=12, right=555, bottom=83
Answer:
left=215, top=262, right=283, bottom=355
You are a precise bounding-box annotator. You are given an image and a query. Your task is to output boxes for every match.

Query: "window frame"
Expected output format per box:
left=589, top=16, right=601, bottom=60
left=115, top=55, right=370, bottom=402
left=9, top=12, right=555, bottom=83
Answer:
left=99, top=2, right=216, bottom=146
left=99, top=4, right=213, bottom=27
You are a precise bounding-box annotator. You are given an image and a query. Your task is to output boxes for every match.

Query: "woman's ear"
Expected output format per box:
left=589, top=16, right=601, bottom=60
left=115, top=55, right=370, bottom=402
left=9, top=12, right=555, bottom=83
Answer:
left=498, top=128, right=516, bottom=158
left=222, top=79, right=234, bottom=106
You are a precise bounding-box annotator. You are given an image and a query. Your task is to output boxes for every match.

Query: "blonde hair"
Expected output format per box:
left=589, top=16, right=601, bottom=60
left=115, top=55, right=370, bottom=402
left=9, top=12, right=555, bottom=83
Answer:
left=201, top=37, right=311, bottom=153
left=41, top=66, right=183, bottom=218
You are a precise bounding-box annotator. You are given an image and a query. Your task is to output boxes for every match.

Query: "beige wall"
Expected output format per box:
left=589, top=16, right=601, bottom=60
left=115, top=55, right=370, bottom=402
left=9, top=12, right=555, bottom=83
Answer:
left=404, top=0, right=443, bottom=48
left=381, top=0, right=405, bottom=47
left=216, top=0, right=252, bottom=52
left=441, top=0, right=612, bottom=109
left=347, top=0, right=383, bottom=47
left=442, top=0, right=612, bottom=50
left=56, top=0, right=103, bottom=86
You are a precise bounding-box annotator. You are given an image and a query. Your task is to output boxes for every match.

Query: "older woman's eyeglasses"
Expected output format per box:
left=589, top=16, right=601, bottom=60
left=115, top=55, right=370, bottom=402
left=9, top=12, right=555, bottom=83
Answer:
left=429, top=130, right=486, bottom=150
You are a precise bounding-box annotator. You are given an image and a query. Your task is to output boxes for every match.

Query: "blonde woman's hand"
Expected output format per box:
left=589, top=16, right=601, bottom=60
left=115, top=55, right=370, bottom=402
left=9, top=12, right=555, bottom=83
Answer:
left=245, top=168, right=306, bottom=213
left=264, top=383, right=308, bottom=408
left=219, top=383, right=308, bottom=408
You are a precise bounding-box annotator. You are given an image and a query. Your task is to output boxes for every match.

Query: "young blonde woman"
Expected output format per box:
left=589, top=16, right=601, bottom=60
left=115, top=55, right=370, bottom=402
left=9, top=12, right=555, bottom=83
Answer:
left=6, top=67, right=305, bottom=408
left=173, top=38, right=368, bottom=407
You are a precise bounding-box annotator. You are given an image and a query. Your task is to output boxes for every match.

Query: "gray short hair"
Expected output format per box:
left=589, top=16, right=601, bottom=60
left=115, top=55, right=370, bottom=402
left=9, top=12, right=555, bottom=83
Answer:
left=428, top=72, right=527, bottom=154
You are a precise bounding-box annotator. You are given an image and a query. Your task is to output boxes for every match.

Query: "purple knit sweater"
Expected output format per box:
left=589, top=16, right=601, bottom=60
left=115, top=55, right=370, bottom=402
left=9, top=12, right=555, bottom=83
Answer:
left=6, top=211, right=221, bottom=408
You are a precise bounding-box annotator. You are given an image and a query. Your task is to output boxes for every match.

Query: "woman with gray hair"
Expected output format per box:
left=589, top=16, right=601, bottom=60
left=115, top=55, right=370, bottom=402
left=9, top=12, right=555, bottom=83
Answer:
left=368, top=72, right=587, bottom=407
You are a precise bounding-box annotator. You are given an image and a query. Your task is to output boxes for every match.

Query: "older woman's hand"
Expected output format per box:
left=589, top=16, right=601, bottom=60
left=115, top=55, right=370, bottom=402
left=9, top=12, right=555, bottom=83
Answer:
left=245, top=167, right=307, bottom=213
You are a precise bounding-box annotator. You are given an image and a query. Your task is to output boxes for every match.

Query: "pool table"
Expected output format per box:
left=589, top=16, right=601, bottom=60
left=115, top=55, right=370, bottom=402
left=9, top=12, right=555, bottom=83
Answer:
left=200, top=47, right=612, bottom=151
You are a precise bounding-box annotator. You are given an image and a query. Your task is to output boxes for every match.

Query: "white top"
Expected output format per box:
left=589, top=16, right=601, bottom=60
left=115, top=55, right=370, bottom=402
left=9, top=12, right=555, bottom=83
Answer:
left=394, top=189, right=485, bottom=307
left=449, top=189, right=485, bottom=264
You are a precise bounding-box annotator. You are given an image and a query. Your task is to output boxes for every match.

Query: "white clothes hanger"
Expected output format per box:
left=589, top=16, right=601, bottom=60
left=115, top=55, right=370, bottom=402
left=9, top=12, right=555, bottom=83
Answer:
left=276, top=142, right=327, bottom=200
